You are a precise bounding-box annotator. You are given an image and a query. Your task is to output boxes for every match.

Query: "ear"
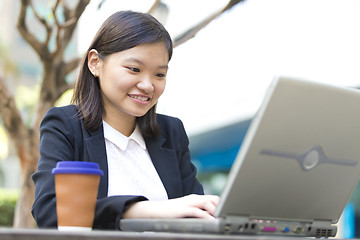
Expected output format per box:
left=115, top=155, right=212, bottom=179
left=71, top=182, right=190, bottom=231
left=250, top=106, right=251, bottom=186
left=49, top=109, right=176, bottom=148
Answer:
left=88, top=49, right=101, bottom=77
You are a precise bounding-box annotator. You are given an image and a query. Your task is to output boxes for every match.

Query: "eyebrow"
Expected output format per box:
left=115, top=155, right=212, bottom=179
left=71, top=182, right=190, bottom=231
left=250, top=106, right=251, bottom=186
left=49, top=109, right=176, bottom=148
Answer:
left=125, top=58, right=168, bottom=70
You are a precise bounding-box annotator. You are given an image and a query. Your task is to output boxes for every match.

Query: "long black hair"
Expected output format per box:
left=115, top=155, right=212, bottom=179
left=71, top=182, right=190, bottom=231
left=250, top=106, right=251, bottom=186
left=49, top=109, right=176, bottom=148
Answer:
left=71, top=11, right=173, bottom=136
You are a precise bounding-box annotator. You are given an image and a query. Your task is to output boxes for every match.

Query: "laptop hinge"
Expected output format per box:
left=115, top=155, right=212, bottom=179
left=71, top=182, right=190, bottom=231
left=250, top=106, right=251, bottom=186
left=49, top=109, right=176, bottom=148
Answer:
left=307, top=220, right=337, bottom=238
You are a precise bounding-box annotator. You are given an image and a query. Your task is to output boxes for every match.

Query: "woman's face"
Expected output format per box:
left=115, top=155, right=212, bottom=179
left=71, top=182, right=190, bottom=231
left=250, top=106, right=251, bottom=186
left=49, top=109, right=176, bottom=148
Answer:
left=91, top=42, right=169, bottom=122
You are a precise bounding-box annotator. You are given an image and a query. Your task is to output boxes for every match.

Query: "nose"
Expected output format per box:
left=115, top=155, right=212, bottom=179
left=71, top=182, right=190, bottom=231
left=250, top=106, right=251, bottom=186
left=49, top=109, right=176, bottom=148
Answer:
left=137, top=77, right=154, bottom=93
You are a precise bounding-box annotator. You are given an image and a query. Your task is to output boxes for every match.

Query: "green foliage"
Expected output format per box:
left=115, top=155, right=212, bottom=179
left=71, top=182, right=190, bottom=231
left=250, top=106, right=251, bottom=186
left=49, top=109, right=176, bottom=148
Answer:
left=0, top=125, right=9, bottom=160
left=0, top=189, right=19, bottom=226
left=15, top=85, right=40, bottom=126
left=55, top=89, right=73, bottom=107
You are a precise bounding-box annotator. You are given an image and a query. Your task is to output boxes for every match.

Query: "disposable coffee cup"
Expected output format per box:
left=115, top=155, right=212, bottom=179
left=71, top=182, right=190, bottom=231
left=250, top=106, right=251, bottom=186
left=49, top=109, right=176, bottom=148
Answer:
left=52, top=161, right=103, bottom=231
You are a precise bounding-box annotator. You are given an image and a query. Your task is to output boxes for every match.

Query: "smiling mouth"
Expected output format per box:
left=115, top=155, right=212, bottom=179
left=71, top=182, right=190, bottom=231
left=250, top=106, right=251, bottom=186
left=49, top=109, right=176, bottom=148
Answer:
left=129, top=95, right=150, bottom=101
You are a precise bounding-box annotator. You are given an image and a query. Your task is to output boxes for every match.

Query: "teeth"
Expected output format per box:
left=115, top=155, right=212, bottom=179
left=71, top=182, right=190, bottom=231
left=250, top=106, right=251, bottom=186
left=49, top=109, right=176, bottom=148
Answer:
left=130, top=95, right=149, bottom=101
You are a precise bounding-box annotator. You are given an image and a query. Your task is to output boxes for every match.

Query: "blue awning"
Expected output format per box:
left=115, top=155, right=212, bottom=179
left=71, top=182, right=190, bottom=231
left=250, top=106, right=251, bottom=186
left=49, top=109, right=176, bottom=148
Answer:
left=189, top=119, right=252, bottom=173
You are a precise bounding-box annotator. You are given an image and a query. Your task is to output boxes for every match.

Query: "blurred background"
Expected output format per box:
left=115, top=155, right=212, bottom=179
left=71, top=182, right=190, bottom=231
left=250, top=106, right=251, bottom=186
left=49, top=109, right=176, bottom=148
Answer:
left=1, top=0, right=360, bottom=237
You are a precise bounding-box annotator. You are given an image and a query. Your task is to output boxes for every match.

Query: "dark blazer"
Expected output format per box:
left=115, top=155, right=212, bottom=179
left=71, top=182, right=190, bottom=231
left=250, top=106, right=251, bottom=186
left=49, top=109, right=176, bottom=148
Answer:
left=31, top=105, right=204, bottom=229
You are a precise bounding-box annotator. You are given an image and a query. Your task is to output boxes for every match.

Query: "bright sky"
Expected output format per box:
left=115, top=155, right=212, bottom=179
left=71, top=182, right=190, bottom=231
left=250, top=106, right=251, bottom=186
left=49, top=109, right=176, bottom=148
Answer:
left=78, top=0, right=360, bottom=135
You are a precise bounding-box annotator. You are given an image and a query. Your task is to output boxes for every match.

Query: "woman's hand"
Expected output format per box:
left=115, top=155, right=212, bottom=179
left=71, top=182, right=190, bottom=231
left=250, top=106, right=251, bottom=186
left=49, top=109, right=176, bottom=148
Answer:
left=123, top=194, right=220, bottom=219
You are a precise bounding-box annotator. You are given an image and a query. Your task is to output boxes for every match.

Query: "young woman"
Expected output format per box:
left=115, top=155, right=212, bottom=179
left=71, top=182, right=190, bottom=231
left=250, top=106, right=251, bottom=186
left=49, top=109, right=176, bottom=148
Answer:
left=32, top=10, right=219, bottom=229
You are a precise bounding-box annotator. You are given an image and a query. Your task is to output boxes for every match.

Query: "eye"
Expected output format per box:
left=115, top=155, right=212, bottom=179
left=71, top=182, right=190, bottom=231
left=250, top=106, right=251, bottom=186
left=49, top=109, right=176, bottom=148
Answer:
left=127, top=67, right=140, bottom=73
left=156, top=73, right=166, bottom=78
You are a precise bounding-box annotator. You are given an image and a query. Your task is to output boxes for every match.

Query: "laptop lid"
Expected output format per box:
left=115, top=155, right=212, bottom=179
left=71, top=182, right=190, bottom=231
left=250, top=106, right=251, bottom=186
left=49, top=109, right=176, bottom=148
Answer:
left=215, top=76, right=360, bottom=224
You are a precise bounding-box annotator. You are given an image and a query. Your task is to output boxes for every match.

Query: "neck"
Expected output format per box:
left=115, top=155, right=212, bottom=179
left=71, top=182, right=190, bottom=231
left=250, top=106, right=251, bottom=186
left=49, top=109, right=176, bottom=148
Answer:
left=103, top=111, right=136, bottom=137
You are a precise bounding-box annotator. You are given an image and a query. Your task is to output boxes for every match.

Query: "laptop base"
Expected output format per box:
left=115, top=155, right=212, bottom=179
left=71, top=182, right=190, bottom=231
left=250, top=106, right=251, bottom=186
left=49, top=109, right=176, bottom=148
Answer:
left=120, top=217, right=336, bottom=238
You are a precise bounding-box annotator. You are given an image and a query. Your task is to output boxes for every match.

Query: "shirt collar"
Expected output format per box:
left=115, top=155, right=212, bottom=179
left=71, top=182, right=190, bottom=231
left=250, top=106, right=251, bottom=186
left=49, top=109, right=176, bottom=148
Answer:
left=129, top=124, right=147, bottom=150
left=103, top=120, right=146, bottom=151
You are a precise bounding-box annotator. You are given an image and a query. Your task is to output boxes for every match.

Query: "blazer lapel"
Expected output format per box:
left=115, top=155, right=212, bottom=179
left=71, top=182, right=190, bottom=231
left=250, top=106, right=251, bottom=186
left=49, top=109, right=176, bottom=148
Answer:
left=84, top=126, right=109, bottom=198
left=83, top=124, right=181, bottom=199
left=145, top=135, right=181, bottom=199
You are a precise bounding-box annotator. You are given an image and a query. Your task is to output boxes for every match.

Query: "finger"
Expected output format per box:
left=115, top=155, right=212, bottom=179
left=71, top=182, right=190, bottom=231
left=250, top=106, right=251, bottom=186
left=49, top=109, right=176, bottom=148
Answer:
left=185, top=194, right=219, bottom=204
left=189, top=195, right=219, bottom=215
left=191, top=194, right=220, bottom=205
left=205, top=195, right=220, bottom=206
left=182, top=207, right=216, bottom=219
left=201, top=200, right=217, bottom=216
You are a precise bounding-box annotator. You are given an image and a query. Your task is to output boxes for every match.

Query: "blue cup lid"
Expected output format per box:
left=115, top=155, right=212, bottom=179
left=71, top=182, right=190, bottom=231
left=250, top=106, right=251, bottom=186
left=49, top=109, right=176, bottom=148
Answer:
left=52, top=161, right=103, bottom=176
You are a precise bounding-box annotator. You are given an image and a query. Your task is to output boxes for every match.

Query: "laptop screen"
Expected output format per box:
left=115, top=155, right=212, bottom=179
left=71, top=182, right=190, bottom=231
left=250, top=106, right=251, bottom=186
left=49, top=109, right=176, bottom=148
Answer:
left=216, top=76, right=360, bottom=224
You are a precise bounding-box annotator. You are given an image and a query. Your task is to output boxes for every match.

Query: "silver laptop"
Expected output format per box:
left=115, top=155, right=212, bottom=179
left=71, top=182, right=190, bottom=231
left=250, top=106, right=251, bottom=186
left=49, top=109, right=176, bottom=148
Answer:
left=120, top=76, right=360, bottom=238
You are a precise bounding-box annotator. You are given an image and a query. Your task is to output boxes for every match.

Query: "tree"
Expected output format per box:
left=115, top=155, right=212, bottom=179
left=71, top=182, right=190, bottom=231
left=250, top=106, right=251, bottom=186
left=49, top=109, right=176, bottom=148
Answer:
left=0, top=0, right=244, bottom=228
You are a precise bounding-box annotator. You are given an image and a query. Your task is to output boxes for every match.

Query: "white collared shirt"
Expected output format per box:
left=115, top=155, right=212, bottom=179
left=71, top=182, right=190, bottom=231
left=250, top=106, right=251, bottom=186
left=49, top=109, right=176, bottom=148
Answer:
left=103, top=120, right=168, bottom=201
